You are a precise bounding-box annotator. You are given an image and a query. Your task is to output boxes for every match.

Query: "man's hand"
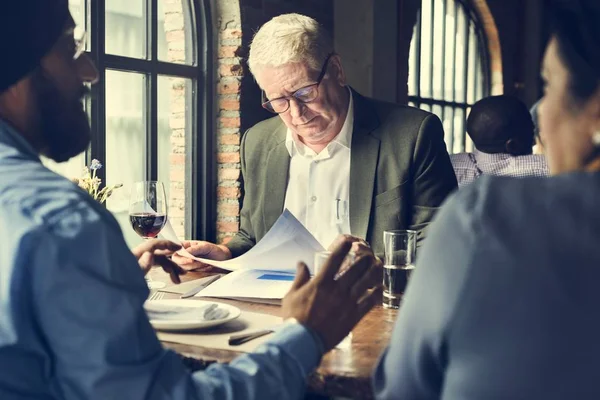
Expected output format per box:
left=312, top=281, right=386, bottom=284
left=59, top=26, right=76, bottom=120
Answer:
left=328, top=234, right=373, bottom=257
left=132, top=240, right=186, bottom=284
left=171, top=240, right=232, bottom=271
left=282, top=238, right=383, bottom=352
left=328, top=234, right=382, bottom=278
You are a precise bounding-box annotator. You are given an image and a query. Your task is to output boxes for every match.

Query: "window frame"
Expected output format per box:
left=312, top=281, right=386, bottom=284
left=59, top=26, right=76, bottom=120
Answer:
left=82, top=0, right=215, bottom=241
left=408, top=0, right=491, bottom=153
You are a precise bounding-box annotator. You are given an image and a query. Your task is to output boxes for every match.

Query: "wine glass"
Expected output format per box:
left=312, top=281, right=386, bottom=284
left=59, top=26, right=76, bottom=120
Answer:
left=129, top=181, right=168, bottom=289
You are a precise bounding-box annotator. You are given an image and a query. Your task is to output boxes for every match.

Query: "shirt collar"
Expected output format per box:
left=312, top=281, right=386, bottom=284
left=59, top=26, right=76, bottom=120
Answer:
left=285, top=86, right=354, bottom=157
left=0, top=118, right=41, bottom=163
left=473, top=148, right=512, bottom=164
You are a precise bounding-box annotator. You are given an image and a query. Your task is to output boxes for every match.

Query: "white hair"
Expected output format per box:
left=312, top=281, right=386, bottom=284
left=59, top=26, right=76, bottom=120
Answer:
left=248, top=13, right=334, bottom=78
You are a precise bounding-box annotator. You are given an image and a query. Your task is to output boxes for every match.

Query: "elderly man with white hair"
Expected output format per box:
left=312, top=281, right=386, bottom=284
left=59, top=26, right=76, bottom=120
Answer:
left=175, top=13, right=457, bottom=269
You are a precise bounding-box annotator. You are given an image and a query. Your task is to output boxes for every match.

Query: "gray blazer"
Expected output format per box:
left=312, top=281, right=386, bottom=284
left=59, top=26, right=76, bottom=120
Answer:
left=226, top=89, right=457, bottom=257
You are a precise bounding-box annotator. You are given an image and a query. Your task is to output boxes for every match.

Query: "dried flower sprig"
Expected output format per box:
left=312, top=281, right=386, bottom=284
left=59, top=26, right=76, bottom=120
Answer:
left=72, top=159, right=122, bottom=204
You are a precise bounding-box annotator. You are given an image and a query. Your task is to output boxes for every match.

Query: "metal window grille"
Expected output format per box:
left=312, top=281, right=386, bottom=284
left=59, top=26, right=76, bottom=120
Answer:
left=76, top=0, right=215, bottom=241
left=408, top=0, right=491, bottom=153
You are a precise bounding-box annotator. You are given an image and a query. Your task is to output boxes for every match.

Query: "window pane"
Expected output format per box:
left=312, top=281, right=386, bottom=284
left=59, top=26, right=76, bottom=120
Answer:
left=419, top=0, right=432, bottom=98
left=453, top=108, right=465, bottom=153
left=476, top=56, right=484, bottom=100
left=444, top=1, right=457, bottom=101
left=454, top=8, right=467, bottom=103
left=432, top=104, right=443, bottom=124
left=408, top=23, right=418, bottom=96
left=158, top=76, right=192, bottom=239
left=432, top=0, right=445, bottom=99
left=159, top=0, right=196, bottom=65
left=42, top=153, right=86, bottom=181
left=442, top=105, right=454, bottom=152
left=465, top=106, right=474, bottom=152
left=106, top=0, right=146, bottom=59
left=105, top=70, right=146, bottom=248
left=467, top=23, right=478, bottom=104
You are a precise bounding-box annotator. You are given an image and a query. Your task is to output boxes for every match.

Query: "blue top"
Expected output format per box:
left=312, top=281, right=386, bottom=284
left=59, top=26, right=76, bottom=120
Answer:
left=0, top=119, right=323, bottom=400
left=373, top=173, right=600, bottom=399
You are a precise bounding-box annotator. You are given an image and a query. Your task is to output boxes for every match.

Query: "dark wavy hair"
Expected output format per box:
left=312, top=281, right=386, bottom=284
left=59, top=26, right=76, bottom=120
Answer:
left=547, top=0, right=600, bottom=103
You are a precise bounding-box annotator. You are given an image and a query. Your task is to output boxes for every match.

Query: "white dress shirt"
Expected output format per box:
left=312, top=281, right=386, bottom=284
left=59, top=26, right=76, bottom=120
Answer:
left=283, top=89, right=354, bottom=248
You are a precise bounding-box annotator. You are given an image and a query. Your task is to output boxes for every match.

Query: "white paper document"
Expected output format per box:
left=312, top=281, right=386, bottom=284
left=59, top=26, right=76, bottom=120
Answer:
left=160, top=210, right=326, bottom=301
left=197, top=269, right=296, bottom=303
left=165, top=209, right=325, bottom=273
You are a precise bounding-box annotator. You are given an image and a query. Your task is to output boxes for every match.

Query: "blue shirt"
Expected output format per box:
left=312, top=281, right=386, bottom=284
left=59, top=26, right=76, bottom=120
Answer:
left=0, top=119, right=323, bottom=400
left=373, top=173, right=600, bottom=399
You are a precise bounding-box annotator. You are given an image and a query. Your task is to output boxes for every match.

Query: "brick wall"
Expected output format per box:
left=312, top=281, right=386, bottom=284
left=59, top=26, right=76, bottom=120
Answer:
left=166, top=0, right=187, bottom=239
left=215, top=1, right=243, bottom=244
left=213, top=0, right=334, bottom=244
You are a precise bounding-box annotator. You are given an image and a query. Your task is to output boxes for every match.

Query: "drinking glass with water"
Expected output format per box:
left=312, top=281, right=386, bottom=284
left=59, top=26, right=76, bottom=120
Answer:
left=382, top=230, right=417, bottom=309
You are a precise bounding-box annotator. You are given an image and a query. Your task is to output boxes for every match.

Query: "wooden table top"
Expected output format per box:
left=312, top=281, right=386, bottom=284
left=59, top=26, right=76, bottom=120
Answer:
left=151, top=269, right=398, bottom=399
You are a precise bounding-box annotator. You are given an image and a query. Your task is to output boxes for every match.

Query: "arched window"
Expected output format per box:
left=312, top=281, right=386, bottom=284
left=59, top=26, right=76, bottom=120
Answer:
left=408, top=0, right=491, bottom=153
left=46, top=0, right=213, bottom=244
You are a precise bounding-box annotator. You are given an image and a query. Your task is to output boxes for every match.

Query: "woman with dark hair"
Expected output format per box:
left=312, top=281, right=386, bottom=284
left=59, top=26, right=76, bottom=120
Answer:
left=373, top=0, right=600, bottom=398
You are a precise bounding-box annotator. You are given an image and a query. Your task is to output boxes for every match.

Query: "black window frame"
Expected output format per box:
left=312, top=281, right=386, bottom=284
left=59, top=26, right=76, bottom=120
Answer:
left=409, top=0, right=491, bottom=153
left=81, top=0, right=215, bottom=241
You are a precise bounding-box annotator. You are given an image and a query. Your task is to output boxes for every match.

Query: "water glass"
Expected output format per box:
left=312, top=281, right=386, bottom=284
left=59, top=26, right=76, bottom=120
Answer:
left=382, top=230, right=417, bottom=309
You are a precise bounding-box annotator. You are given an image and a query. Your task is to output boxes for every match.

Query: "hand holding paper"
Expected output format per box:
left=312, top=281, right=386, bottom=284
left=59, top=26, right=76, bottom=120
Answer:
left=168, top=210, right=325, bottom=273
left=132, top=239, right=185, bottom=283
left=174, top=241, right=233, bottom=271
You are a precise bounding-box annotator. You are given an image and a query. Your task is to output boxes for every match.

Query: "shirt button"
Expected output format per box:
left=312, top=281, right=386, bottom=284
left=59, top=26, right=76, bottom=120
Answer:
left=311, top=196, right=317, bottom=202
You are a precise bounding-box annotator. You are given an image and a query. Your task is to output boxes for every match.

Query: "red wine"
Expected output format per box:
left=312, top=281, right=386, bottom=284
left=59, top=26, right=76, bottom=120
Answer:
left=129, top=213, right=167, bottom=238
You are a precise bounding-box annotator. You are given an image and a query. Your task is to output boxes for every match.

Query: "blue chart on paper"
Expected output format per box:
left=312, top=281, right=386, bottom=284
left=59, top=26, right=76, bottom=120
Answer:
left=257, top=274, right=295, bottom=281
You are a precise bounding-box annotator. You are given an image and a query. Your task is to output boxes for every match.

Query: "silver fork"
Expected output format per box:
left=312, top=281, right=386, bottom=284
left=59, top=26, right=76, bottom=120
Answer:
left=148, top=291, right=166, bottom=301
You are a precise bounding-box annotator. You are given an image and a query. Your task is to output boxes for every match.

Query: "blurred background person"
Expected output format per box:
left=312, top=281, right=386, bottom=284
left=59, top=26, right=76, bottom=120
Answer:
left=451, top=95, right=548, bottom=187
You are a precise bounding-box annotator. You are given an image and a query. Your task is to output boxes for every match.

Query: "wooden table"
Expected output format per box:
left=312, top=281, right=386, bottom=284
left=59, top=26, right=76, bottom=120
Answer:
left=151, top=269, right=398, bottom=399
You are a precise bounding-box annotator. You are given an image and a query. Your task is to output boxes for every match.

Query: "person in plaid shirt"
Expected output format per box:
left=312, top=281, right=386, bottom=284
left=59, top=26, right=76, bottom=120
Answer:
left=450, top=95, right=549, bottom=187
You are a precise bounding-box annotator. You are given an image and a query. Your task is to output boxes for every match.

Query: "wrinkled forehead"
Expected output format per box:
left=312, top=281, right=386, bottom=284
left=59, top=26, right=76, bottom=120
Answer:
left=256, top=61, right=319, bottom=96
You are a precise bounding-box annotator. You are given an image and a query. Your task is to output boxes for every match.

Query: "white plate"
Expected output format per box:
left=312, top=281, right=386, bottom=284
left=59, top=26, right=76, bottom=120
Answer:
left=145, top=299, right=241, bottom=331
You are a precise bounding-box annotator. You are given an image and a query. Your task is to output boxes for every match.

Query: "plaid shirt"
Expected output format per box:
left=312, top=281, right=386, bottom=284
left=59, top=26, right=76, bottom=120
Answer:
left=450, top=149, right=549, bottom=187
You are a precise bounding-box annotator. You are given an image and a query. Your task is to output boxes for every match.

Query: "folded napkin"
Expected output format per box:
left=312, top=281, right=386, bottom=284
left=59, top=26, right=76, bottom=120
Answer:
left=145, top=303, right=230, bottom=322
left=158, top=311, right=282, bottom=353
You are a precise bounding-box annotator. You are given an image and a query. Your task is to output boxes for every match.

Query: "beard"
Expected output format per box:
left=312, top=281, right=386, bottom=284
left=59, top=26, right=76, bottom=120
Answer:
left=30, top=68, right=91, bottom=162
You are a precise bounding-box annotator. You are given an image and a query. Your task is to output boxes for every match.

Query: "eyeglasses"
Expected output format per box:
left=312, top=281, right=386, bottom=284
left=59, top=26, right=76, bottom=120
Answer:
left=261, top=53, right=333, bottom=114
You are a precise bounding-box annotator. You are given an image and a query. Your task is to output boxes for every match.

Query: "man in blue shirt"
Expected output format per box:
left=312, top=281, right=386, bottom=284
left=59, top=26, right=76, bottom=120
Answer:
left=0, top=2, right=381, bottom=399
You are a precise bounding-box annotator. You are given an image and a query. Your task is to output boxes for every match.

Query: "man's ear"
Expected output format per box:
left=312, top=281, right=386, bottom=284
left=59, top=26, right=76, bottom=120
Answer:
left=329, top=54, right=346, bottom=87
left=505, top=138, right=519, bottom=154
